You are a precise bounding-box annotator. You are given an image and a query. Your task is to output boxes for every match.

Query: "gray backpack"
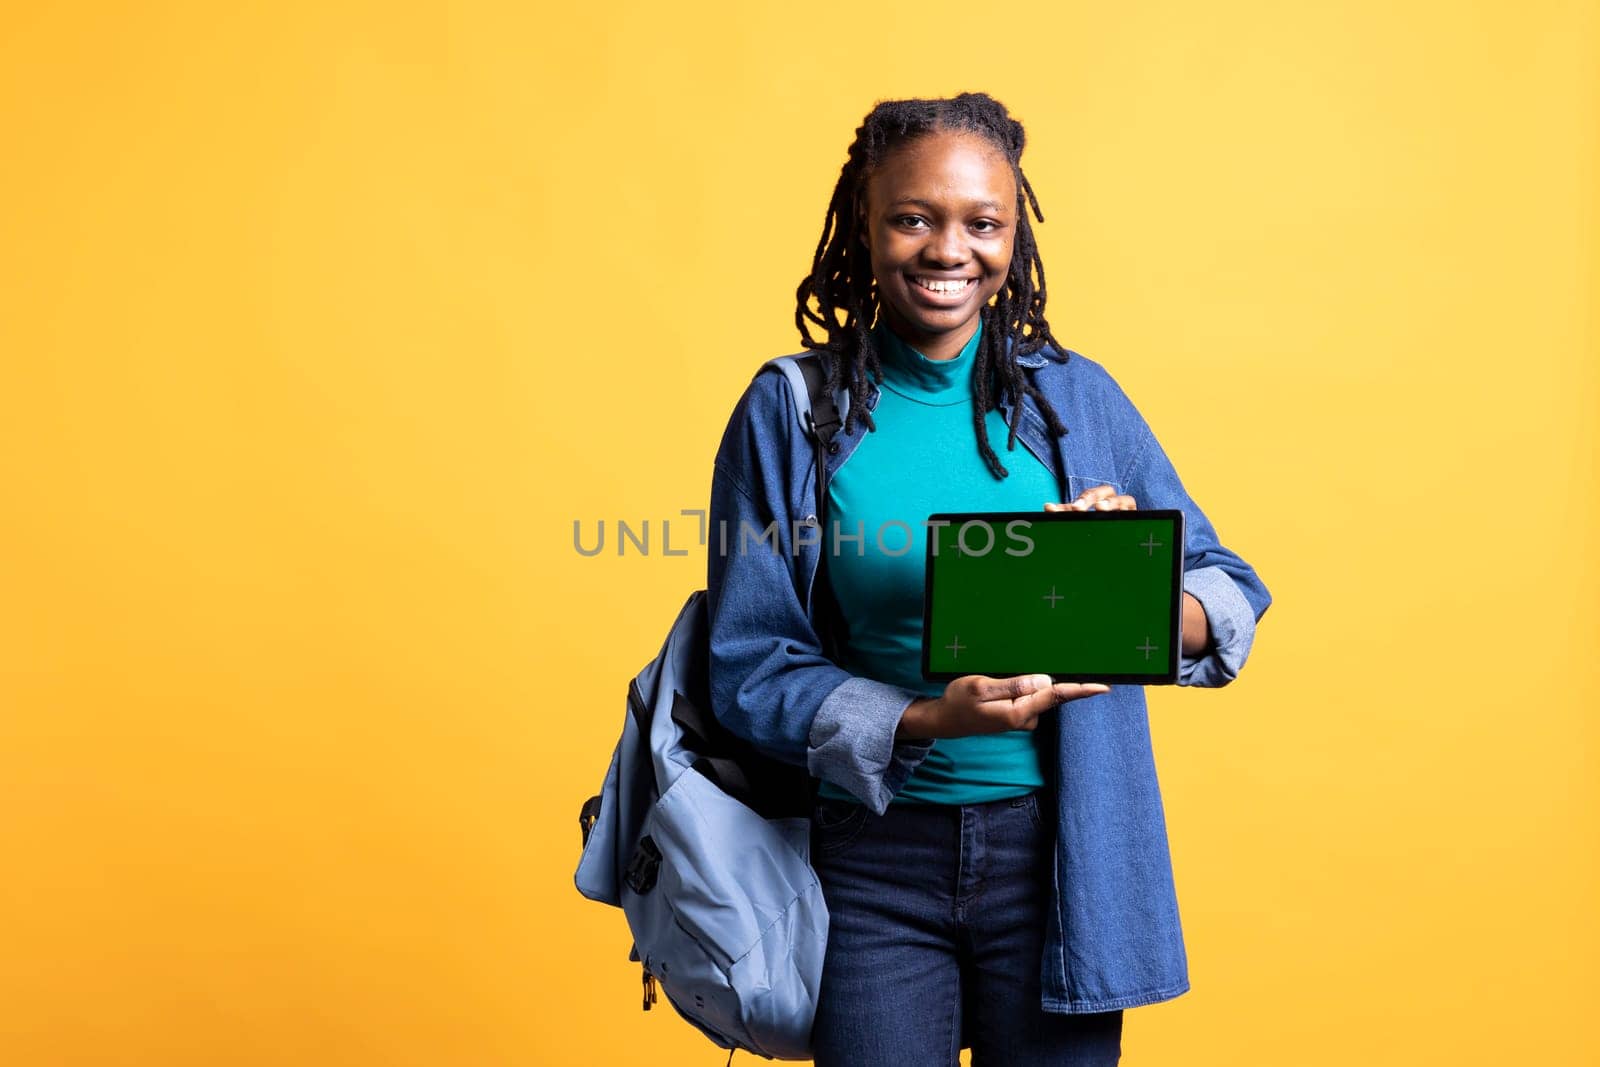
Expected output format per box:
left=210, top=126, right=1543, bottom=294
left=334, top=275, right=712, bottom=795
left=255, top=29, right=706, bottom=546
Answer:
left=574, top=353, right=843, bottom=1061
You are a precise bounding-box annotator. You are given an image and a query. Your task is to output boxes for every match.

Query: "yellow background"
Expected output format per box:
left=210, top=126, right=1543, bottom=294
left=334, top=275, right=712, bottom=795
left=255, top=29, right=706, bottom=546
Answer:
left=2, top=1, right=1595, bottom=1063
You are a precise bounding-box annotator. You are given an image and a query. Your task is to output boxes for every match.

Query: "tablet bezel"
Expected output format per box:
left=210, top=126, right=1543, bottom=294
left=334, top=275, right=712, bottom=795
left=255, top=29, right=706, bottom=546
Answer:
left=920, top=509, right=1186, bottom=685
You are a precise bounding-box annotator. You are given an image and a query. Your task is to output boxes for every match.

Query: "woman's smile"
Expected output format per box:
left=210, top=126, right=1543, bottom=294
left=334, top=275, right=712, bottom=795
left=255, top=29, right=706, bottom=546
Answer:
left=909, top=275, right=979, bottom=302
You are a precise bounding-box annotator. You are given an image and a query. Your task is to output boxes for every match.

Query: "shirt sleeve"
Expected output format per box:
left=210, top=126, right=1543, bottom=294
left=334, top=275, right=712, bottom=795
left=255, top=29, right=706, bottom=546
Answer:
left=704, top=371, right=934, bottom=812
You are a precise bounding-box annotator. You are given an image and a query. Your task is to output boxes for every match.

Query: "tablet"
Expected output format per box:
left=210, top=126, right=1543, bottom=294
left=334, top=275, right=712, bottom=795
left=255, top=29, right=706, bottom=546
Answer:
left=921, top=510, right=1185, bottom=685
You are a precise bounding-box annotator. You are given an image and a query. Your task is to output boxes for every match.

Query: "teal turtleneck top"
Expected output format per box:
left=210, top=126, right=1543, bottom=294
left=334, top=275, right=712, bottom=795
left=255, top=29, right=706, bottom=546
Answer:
left=816, top=316, right=1062, bottom=806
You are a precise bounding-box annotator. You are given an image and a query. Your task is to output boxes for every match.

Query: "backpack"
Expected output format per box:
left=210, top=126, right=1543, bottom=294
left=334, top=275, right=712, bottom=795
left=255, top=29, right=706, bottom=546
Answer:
left=573, top=352, right=844, bottom=1061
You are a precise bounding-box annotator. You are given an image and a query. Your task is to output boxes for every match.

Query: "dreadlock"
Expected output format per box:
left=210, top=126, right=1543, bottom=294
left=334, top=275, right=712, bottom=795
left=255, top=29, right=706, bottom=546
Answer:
left=794, top=92, right=1071, bottom=479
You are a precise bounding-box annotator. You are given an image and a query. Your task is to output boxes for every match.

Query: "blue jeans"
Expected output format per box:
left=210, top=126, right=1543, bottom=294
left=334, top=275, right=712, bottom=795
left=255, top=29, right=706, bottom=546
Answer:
left=808, top=793, right=1123, bottom=1066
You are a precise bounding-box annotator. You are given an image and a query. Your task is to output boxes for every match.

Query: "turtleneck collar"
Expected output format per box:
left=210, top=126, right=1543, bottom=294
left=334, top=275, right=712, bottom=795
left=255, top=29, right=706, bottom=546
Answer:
left=872, top=317, right=984, bottom=407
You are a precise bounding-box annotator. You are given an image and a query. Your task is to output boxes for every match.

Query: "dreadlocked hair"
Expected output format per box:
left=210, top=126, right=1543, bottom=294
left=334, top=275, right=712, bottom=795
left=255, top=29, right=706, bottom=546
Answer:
left=794, top=91, right=1072, bottom=479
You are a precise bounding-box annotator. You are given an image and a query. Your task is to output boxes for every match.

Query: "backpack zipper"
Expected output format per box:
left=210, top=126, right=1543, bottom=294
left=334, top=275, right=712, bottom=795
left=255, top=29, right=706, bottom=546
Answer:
left=641, top=963, right=657, bottom=1010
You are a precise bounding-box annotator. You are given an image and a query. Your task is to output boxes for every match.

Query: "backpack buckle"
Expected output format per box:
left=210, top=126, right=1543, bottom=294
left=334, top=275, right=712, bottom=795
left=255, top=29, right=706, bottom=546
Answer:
left=624, top=835, right=662, bottom=895
left=578, top=794, right=602, bottom=849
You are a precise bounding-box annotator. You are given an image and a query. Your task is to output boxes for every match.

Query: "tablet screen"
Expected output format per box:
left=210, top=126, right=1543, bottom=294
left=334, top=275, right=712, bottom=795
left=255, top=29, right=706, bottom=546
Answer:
left=921, top=510, right=1185, bottom=684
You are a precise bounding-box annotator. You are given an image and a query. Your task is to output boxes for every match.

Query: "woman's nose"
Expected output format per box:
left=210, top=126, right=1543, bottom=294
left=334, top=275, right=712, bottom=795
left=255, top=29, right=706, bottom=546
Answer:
left=925, top=223, right=970, bottom=266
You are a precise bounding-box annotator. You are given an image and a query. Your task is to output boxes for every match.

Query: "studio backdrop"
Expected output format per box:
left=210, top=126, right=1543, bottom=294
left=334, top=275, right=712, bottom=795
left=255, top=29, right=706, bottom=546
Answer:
left=1, top=2, right=1596, bottom=1064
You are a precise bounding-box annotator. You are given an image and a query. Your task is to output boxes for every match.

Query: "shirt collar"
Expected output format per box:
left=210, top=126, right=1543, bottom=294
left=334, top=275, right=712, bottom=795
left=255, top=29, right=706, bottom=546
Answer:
left=851, top=322, right=1058, bottom=420
left=871, top=317, right=985, bottom=405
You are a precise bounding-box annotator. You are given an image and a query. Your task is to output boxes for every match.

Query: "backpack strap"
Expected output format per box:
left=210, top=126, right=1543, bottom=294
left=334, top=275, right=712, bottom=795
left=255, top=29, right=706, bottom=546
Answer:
left=760, top=352, right=844, bottom=459
left=793, top=355, right=842, bottom=455
left=760, top=351, right=847, bottom=527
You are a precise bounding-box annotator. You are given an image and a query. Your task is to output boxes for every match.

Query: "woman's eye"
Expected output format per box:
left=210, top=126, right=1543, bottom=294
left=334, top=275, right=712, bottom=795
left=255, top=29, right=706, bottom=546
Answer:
left=972, top=220, right=1000, bottom=233
left=896, top=215, right=927, bottom=229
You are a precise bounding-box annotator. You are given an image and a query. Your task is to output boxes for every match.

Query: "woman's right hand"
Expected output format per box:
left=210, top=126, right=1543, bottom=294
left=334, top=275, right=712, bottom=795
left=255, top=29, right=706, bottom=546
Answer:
left=895, top=675, right=1110, bottom=740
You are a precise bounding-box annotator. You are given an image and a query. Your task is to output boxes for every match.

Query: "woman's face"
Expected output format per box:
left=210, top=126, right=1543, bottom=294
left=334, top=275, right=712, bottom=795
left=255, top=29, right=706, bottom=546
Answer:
left=858, top=129, right=1017, bottom=360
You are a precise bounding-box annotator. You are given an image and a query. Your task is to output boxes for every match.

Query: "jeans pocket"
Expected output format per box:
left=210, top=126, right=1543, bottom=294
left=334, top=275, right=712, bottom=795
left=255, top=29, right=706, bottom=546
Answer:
left=812, top=799, right=869, bottom=855
left=1023, top=791, right=1042, bottom=829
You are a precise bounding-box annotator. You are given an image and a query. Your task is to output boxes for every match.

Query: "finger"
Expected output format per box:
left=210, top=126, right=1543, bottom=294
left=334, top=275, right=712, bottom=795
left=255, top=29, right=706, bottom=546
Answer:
left=1011, top=687, right=1062, bottom=723
left=995, top=690, right=1052, bottom=728
left=1076, top=484, right=1117, bottom=505
left=1005, top=681, right=1111, bottom=725
left=1051, top=682, right=1111, bottom=704
left=1043, top=502, right=1068, bottom=511
left=1093, top=494, right=1138, bottom=511
left=972, top=673, right=1053, bottom=702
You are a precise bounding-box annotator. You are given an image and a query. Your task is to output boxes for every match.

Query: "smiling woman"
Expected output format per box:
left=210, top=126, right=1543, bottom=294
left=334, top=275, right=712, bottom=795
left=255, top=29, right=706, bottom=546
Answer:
left=704, top=92, right=1272, bottom=1067
left=857, top=131, right=1016, bottom=357
left=795, top=94, right=1073, bottom=482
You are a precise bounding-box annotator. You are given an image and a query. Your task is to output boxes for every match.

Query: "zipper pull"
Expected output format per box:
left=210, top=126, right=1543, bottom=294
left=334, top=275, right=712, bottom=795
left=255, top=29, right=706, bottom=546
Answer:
left=641, top=964, right=657, bottom=1011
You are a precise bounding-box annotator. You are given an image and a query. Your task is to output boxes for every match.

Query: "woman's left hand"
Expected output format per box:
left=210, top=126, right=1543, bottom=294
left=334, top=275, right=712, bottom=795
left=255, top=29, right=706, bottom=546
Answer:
left=1044, top=485, right=1137, bottom=512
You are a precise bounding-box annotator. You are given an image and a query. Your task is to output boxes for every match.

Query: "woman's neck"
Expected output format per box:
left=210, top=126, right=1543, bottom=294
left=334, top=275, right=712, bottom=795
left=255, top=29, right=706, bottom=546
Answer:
left=877, top=311, right=980, bottom=362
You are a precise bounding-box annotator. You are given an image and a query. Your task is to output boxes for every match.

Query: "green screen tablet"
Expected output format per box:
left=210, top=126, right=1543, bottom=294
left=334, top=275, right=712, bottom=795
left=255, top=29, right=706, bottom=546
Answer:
left=921, top=510, right=1185, bottom=685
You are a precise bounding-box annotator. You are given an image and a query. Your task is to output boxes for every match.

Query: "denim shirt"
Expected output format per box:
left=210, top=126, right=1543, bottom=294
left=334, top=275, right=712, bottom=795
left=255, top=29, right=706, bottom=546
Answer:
left=704, top=341, right=1272, bottom=1013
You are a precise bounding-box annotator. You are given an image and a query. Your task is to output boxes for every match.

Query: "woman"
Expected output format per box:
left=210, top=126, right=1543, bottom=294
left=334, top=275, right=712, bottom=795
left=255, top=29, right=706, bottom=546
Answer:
left=704, top=92, right=1271, bottom=1066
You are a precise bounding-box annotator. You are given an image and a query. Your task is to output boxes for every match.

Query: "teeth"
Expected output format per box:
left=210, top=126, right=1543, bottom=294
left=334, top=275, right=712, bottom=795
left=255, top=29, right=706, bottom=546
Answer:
left=915, top=277, right=973, bottom=293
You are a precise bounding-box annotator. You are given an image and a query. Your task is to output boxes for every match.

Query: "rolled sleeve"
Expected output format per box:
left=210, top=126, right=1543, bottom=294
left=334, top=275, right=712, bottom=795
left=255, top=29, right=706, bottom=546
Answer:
left=1180, top=564, right=1258, bottom=687
left=807, top=676, right=934, bottom=813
